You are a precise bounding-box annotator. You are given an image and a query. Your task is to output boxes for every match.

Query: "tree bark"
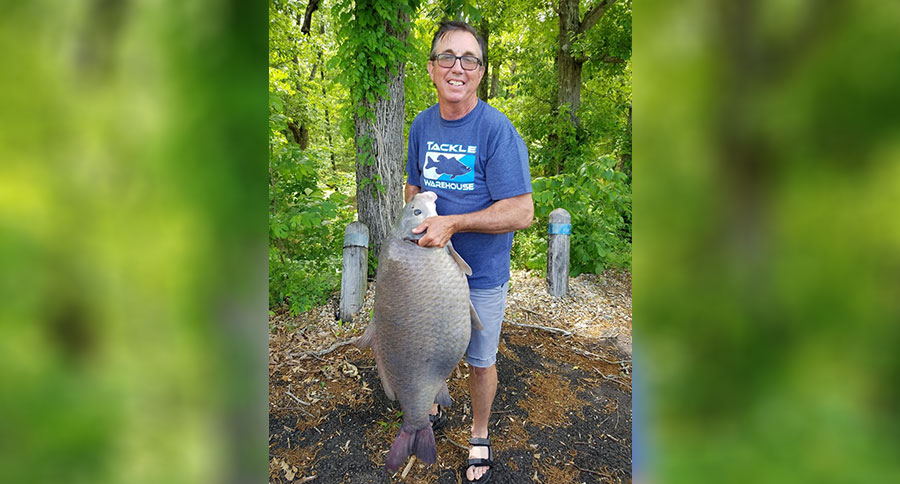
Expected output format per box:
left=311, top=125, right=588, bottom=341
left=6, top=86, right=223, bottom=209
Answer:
left=557, top=0, right=583, bottom=125
left=287, top=121, right=309, bottom=149
left=355, top=11, right=408, bottom=257
left=489, top=62, right=500, bottom=99
left=618, top=102, right=632, bottom=179
left=478, top=20, right=490, bottom=101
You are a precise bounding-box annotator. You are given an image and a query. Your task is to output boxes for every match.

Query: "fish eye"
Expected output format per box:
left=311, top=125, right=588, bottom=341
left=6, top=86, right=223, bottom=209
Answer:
left=413, top=209, right=422, bottom=216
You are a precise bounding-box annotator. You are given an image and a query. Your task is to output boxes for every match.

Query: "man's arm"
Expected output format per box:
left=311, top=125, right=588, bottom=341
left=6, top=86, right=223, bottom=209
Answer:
left=404, top=182, right=421, bottom=203
left=412, top=191, right=534, bottom=248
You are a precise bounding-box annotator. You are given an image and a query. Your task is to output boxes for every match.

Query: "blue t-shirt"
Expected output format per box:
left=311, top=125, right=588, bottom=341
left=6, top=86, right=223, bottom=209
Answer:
left=406, top=100, right=532, bottom=288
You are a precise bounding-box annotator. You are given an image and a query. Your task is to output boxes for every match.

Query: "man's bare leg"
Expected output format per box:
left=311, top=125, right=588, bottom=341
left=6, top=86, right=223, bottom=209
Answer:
left=467, top=364, right=497, bottom=481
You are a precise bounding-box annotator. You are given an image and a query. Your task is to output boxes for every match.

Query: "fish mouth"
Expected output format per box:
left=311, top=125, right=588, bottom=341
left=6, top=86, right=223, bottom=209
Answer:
left=403, top=230, right=425, bottom=244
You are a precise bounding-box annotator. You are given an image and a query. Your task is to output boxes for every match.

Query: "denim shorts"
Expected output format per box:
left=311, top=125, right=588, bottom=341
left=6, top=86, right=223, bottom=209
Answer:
left=465, top=281, right=509, bottom=368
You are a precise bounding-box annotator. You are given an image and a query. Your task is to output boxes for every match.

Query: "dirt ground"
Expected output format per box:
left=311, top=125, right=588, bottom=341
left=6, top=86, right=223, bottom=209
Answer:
left=269, top=269, right=632, bottom=483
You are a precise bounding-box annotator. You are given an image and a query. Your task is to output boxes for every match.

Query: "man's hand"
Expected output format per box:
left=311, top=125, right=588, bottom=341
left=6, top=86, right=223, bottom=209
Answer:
left=411, top=215, right=458, bottom=248
left=403, top=182, right=534, bottom=247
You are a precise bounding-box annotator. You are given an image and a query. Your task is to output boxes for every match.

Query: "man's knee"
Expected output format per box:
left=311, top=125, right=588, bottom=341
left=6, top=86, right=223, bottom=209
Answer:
left=468, top=364, right=495, bottom=377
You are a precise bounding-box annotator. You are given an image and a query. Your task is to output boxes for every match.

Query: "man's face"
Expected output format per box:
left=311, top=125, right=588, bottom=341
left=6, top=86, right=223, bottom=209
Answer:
left=427, top=30, right=484, bottom=107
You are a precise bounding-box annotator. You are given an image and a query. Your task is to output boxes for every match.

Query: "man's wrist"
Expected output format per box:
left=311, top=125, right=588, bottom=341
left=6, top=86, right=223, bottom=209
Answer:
left=446, top=214, right=463, bottom=235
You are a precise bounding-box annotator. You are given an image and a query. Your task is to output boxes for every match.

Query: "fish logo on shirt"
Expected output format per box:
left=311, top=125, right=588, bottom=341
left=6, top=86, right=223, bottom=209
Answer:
left=425, top=155, right=471, bottom=179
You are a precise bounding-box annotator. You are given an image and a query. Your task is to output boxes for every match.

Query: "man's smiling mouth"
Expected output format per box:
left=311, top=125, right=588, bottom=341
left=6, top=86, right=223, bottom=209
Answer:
left=448, top=80, right=464, bottom=86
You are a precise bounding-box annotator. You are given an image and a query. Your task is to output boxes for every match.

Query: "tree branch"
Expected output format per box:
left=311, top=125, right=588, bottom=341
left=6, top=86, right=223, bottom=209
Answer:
left=292, top=338, right=356, bottom=359
left=505, top=320, right=573, bottom=337
left=578, top=0, right=619, bottom=35
left=300, top=0, right=320, bottom=35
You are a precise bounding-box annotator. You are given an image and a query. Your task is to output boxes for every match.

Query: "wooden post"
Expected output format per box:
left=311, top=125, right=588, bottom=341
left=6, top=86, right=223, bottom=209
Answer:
left=340, top=221, right=369, bottom=322
left=547, top=208, right=571, bottom=296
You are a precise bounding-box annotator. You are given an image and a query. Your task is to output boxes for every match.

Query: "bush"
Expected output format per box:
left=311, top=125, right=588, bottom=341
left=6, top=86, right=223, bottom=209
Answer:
left=513, top=156, right=631, bottom=276
left=269, top=248, right=342, bottom=316
left=269, top=93, right=356, bottom=314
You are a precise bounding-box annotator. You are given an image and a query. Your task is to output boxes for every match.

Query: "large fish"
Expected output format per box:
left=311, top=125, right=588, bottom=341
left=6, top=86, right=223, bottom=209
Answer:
left=356, top=191, right=482, bottom=472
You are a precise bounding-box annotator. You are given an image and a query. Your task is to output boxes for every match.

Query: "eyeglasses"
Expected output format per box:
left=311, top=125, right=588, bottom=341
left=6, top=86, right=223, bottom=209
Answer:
left=430, top=53, right=482, bottom=71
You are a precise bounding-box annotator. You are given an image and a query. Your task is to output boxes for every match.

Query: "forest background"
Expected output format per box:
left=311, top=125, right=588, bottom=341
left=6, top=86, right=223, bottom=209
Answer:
left=268, top=0, right=633, bottom=315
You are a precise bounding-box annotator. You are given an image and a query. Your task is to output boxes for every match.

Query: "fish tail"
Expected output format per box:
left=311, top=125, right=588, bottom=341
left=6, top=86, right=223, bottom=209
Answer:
left=414, top=425, right=437, bottom=463
left=385, top=425, right=436, bottom=471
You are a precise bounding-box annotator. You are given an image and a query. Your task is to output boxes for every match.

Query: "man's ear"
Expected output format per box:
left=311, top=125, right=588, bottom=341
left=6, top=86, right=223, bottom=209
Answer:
left=426, top=59, right=433, bottom=77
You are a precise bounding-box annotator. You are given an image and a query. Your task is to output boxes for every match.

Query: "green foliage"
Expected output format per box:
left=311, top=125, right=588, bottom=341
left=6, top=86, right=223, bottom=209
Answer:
left=269, top=247, right=341, bottom=316
left=270, top=0, right=632, bottom=319
left=268, top=114, right=355, bottom=314
left=1, top=1, right=268, bottom=482
left=514, top=156, right=631, bottom=275
left=404, top=16, right=439, bottom=126
left=330, top=0, right=420, bottom=194
left=268, top=1, right=359, bottom=315
left=486, top=1, right=631, bottom=275
left=638, top=2, right=900, bottom=483
left=330, top=0, right=419, bottom=117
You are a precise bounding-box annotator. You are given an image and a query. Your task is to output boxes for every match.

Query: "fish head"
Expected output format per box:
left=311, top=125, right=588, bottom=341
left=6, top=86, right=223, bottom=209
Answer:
left=394, top=191, right=438, bottom=242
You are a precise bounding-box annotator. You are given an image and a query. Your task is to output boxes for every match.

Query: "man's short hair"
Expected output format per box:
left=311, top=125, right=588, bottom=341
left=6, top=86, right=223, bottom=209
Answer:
left=430, top=20, right=487, bottom=66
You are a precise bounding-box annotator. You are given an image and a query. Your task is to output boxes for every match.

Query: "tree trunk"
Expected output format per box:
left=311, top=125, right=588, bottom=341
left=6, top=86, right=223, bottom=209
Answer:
left=317, top=47, right=337, bottom=169
left=508, top=60, right=517, bottom=98
left=286, top=120, right=309, bottom=149
left=489, top=59, right=500, bottom=99
left=556, top=0, right=618, bottom=126
left=557, top=0, right=583, bottom=125
left=355, top=13, right=408, bottom=257
left=292, top=0, right=321, bottom=150
left=618, top=102, right=632, bottom=179
left=478, top=20, right=490, bottom=101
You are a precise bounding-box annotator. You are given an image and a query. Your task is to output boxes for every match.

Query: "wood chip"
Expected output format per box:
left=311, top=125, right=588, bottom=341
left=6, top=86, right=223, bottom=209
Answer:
left=401, top=456, right=416, bottom=478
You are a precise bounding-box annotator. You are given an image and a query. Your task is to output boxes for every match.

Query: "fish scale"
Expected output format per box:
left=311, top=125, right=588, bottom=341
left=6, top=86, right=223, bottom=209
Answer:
left=355, top=191, right=481, bottom=472
left=375, top=237, right=471, bottom=425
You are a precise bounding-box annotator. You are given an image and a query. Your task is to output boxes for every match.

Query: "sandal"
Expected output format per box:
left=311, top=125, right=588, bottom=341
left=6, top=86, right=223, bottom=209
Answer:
left=429, top=405, right=447, bottom=433
left=463, top=436, right=493, bottom=484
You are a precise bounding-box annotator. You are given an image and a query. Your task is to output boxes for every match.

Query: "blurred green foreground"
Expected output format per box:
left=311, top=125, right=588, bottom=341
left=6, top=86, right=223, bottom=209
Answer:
left=636, top=0, right=900, bottom=483
left=0, top=2, right=266, bottom=483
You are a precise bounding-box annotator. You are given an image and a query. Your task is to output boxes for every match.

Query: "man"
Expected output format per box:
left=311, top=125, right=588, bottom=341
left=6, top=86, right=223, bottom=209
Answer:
left=404, top=20, right=533, bottom=484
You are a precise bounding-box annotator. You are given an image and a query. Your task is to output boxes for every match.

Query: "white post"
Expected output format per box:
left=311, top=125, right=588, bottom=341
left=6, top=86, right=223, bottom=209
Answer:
left=547, top=208, right=571, bottom=296
left=340, top=221, right=369, bottom=322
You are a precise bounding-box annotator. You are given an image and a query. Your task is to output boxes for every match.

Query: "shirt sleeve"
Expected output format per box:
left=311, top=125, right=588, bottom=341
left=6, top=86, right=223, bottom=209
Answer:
left=405, top=116, right=422, bottom=187
left=484, top=118, right=532, bottom=201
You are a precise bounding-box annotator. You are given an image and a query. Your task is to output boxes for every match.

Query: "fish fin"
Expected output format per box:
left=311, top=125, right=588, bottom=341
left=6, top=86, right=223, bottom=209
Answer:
left=385, top=425, right=437, bottom=471
left=385, top=428, right=416, bottom=471
left=413, top=426, right=437, bottom=464
left=434, top=382, right=453, bottom=408
left=354, top=320, right=376, bottom=348
left=469, top=302, right=484, bottom=331
left=357, top=322, right=398, bottom=400
left=373, top=348, right=397, bottom=401
left=446, top=241, right=472, bottom=276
